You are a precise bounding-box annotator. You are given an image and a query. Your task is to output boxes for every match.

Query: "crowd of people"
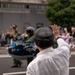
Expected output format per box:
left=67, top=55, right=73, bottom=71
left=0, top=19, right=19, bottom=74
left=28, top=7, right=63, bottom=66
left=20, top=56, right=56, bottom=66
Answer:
left=0, top=24, right=30, bottom=47
left=0, top=24, right=75, bottom=75
left=0, top=25, right=20, bottom=47
left=0, top=24, right=35, bottom=68
left=0, top=25, right=75, bottom=47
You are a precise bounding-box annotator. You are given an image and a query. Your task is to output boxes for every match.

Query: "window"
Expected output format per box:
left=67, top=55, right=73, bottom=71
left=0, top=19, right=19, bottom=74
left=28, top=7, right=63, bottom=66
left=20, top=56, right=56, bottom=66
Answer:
left=42, top=5, right=48, bottom=10
left=0, top=2, right=30, bottom=11
left=24, top=5, right=29, bottom=9
left=18, top=4, right=23, bottom=9
left=36, top=23, right=43, bottom=29
left=2, top=3, right=7, bottom=8
left=36, top=5, right=43, bottom=10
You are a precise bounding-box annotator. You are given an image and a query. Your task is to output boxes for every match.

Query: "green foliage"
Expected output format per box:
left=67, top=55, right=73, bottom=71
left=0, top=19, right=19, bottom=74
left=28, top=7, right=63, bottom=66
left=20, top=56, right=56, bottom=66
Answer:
left=45, top=0, right=75, bottom=30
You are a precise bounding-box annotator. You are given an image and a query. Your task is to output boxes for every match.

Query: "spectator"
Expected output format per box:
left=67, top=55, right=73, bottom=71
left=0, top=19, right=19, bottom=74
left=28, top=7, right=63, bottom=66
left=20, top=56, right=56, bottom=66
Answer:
left=0, top=31, right=6, bottom=46
left=70, top=27, right=75, bottom=38
left=5, top=29, right=11, bottom=46
left=61, top=30, right=71, bottom=44
left=11, top=24, right=22, bottom=68
left=26, top=24, right=70, bottom=75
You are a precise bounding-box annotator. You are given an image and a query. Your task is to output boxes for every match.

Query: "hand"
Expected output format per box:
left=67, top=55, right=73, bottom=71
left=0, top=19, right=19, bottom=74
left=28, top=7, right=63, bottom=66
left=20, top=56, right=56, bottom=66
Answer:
left=52, top=24, right=60, bottom=38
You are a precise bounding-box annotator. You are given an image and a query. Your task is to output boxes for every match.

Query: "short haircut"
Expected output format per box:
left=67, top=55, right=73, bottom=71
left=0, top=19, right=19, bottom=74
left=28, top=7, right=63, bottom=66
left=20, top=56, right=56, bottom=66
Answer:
left=34, top=27, right=54, bottom=49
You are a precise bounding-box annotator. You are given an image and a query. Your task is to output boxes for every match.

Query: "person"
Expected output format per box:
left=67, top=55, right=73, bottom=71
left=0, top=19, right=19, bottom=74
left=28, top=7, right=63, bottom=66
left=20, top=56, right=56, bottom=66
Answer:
left=11, top=24, right=22, bottom=68
left=5, top=29, right=11, bottom=46
left=61, top=30, right=71, bottom=44
left=0, top=31, right=6, bottom=46
left=24, top=26, right=36, bottom=65
left=26, top=24, right=71, bottom=75
left=70, top=27, right=75, bottom=38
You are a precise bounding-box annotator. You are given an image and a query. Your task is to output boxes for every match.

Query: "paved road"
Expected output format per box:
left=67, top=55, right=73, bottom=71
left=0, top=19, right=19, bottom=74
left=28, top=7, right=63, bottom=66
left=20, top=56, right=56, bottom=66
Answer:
left=0, top=55, right=27, bottom=75
left=69, top=54, right=75, bottom=75
left=0, top=47, right=75, bottom=75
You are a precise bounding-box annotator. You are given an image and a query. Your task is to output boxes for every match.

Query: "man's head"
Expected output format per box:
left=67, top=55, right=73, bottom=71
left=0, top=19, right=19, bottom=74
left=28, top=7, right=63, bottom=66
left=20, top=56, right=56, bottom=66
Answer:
left=34, top=27, right=54, bottom=49
left=26, top=26, right=35, bottom=36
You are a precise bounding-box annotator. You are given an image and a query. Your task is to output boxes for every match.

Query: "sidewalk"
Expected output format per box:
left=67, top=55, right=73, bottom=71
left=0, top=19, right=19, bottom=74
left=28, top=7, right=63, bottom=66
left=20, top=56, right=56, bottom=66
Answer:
left=0, top=47, right=8, bottom=55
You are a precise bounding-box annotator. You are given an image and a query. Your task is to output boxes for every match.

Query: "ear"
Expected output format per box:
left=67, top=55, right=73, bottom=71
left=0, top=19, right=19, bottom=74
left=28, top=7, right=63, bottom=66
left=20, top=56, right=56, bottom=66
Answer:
left=34, top=42, right=42, bottom=52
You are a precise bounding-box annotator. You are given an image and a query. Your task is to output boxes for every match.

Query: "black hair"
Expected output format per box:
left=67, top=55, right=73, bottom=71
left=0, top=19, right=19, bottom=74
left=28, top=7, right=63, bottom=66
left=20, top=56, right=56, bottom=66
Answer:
left=26, top=26, right=35, bottom=36
left=34, top=27, right=54, bottom=49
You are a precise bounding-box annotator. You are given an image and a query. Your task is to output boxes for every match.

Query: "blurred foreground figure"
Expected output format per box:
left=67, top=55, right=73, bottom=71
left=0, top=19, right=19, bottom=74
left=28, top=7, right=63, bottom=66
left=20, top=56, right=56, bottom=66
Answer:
left=11, top=24, right=22, bottom=68
left=26, top=25, right=70, bottom=75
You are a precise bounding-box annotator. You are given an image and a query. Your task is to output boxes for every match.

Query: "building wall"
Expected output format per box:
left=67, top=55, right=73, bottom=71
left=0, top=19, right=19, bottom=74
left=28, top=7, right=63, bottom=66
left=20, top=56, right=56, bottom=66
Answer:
left=0, top=0, right=48, bottom=4
left=0, top=2, right=50, bottom=33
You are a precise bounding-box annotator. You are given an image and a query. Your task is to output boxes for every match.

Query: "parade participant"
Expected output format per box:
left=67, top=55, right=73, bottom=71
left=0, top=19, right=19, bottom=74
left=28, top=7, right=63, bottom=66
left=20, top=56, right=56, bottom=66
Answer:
left=11, top=24, right=22, bottom=68
left=26, top=24, right=70, bottom=75
left=24, top=26, right=35, bottom=65
left=25, top=26, right=35, bottom=43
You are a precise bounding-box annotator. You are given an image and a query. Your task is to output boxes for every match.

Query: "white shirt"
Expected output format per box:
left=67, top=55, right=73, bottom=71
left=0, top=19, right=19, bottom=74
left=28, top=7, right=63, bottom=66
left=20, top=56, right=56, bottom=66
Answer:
left=26, top=38, right=71, bottom=75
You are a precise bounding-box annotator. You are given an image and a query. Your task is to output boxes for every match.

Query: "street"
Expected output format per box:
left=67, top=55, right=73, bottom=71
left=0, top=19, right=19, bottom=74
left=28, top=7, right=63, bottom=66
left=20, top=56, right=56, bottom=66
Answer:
left=69, top=52, right=75, bottom=75
left=0, top=55, right=27, bottom=75
left=0, top=47, right=75, bottom=75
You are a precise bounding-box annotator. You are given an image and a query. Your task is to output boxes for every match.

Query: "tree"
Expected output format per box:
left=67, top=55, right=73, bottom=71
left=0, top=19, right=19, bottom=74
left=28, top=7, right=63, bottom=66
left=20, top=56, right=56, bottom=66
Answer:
left=45, top=0, right=75, bottom=31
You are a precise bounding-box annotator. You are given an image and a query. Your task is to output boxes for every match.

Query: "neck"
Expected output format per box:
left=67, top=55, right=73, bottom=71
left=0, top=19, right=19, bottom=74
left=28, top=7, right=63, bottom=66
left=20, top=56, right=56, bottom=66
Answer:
left=36, top=46, right=51, bottom=52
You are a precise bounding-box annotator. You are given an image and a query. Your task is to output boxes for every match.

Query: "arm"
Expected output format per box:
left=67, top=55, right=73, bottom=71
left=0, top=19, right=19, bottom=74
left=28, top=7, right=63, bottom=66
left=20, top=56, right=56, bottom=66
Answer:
left=52, top=24, right=70, bottom=51
left=57, top=38, right=70, bottom=49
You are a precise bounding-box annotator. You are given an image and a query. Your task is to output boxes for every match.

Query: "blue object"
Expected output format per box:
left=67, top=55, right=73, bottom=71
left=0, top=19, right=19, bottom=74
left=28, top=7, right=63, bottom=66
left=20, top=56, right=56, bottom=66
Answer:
left=8, top=40, right=39, bottom=59
left=11, top=42, right=16, bottom=47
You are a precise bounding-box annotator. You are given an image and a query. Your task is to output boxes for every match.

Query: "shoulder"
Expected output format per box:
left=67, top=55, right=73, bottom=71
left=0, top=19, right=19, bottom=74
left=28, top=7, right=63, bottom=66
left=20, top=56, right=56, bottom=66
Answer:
left=27, top=57, right=39, bottom=69
left=27, top=54, right=52, bottom=69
